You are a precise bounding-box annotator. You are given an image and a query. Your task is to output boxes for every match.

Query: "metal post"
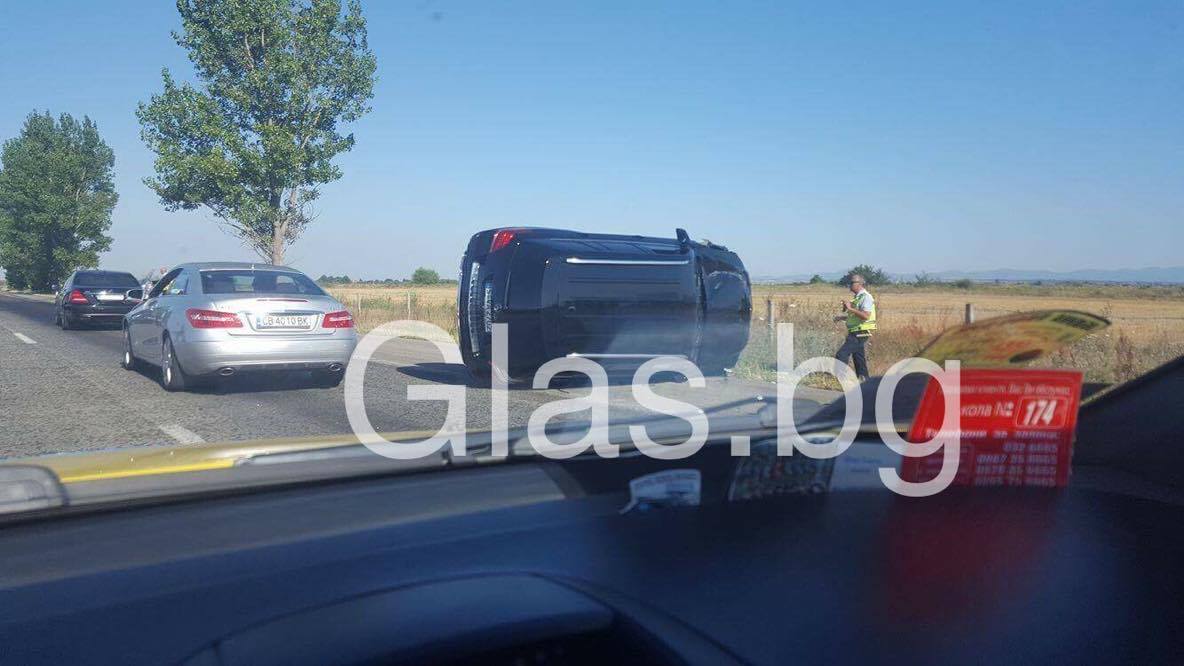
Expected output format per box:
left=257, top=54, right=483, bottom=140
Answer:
left=965, top=302, right=975, bottom=324
left=406, top=291, right=412, bottom=319
left=766, top=297, right=775, bottom=336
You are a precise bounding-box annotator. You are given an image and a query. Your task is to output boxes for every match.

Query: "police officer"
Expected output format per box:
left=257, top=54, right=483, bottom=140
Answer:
left=834, top=273, right=876, bottom=380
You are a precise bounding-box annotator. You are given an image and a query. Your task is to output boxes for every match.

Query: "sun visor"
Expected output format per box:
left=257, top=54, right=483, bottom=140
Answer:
left=919, top=310, right=1109, bottom=367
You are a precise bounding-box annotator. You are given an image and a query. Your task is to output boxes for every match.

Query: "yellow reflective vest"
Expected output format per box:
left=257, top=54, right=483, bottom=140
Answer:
left=846, top=290, right=877, bottom=334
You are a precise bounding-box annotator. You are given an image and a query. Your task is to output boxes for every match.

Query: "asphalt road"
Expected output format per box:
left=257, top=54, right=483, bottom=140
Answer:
left=0, top=292, right=834, bottom=459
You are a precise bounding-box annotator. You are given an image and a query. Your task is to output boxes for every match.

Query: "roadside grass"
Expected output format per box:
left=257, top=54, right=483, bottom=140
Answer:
left=327, top=283, right=1184, bottom=386
left=0, top=288, right=56, bottom=302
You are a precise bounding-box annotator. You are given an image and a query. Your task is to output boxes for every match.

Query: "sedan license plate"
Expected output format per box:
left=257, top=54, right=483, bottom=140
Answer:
left=95, top=293, right=124, bottom=302
left=256, top=314, right=312, bottom=329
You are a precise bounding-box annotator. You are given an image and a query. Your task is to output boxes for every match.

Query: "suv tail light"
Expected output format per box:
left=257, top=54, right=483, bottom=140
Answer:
left=186, top=308, right=243, bottom=329
left=67, top=289, right=89, bottom=304
left=322, top=310, right=354, bottom=328
left=489, top=229, right=520, bottom=253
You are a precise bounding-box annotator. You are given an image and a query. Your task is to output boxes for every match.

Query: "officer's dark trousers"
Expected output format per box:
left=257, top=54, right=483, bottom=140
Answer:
left=835, top=333, right=871, bottom=380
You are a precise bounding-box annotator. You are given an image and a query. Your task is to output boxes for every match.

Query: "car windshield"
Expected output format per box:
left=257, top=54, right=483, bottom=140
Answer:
left=0, top=2, right=1180, bottom=512
left=75, top=272, right=139, bottom=289
left=200, top=270, right=325, bottom=296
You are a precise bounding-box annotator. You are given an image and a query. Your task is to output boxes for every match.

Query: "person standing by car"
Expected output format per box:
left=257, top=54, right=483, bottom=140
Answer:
left=834, top=273, right=876, bottom=381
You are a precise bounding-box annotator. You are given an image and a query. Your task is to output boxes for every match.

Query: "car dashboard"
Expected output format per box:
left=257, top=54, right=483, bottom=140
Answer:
left=0, top=433, right=1182, bottom=665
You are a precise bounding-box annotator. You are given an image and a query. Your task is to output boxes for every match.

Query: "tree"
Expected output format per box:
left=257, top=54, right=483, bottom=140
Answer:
left=0, top=112, right=117, bottom=291
left=3, top=266, right=28, bottom=291
left=913, top=271, right=939, bottom=287
left=137, top=0, right=377, bottom=265
left=838, top=264, right=890, bottom=287
left=411, top=267, right=439, bottom=285
left=808, top=274, right=825, bottom=284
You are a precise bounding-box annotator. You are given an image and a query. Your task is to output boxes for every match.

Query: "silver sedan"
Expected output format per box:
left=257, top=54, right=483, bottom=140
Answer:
left=122, top=262, right=358, bottom=391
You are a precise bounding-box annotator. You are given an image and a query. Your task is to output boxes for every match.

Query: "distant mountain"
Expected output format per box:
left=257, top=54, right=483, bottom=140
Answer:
left=753, top=272, right=845, bottom=284
left=754, top=266, right=1184, bottom=284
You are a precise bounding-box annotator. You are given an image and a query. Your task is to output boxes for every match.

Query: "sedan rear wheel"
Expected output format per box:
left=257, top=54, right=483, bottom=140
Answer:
left=160, top=337, right=189, bottom=391
left=121, top=329, right=140, bottom=371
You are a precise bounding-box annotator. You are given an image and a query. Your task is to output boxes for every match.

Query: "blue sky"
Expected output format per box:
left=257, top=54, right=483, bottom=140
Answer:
left=1, top=0, right=1181, bottom=279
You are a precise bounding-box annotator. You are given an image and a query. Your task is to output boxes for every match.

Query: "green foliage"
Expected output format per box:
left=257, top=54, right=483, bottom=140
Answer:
left=4, top=266, right=29, bottom=290
left=808, top=274, right=825, bottom=284
left=953, top=278, right=973, bottom=289
left=837, top=264, right=890, bottom=287
left=0, top=111, right=117, bottom=291
left=912, top=271, right=940, bottom=287
left=411, top=267, right=440, bottom=285
left=317, top=274, right=352, bottom=284
left=137, top=0, right=377, bottom=264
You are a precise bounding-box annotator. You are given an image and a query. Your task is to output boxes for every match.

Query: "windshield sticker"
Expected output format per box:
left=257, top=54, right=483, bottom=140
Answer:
left=829, top=443, right=903, bottom=491
left=728, top=440, right=835, bottom=501
left=621, top=469, right=702, bottom=514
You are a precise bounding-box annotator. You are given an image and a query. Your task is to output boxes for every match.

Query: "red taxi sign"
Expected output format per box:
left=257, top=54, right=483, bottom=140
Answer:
left=902, top=369, right=1084, bottom=488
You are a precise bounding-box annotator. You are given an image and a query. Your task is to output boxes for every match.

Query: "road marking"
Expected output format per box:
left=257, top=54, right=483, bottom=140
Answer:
left=13, top=332, right=36, bottom=344
left=158, top=424, right=205, bottom=445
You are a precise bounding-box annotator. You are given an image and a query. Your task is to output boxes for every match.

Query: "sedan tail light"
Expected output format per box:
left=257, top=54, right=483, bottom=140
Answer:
left=67, top=289, right=89, bottom=304
left=322, top=310, right=354, bottom=328
left=186, top=308, right=243, bottom=329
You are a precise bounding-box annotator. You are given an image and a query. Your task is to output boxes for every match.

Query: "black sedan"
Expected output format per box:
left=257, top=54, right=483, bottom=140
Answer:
left=54, top=270, right=144, bottom=329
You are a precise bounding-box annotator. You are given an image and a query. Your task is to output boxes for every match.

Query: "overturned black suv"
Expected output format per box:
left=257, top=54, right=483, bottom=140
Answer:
left=458, top=227, right=751, bottom=381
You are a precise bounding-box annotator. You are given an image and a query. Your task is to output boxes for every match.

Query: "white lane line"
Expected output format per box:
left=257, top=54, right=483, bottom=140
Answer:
left=13, top=332, right=36, bottom=344
left=158, top=424, right=205, bottom=445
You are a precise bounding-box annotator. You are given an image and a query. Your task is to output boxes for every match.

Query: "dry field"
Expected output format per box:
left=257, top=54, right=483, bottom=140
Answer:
left=326, top=282, right=1184, bottom=386
left=327, top=283, right=459, bottom=337
left=742, top=284, right=1184, bottom=386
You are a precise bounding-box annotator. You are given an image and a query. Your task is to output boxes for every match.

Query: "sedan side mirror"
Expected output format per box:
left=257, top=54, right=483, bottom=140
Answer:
left=126, top=288, right=144, bottom=301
